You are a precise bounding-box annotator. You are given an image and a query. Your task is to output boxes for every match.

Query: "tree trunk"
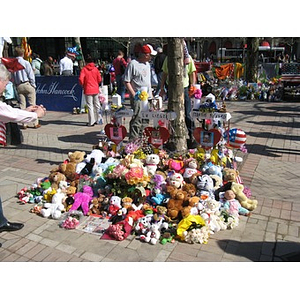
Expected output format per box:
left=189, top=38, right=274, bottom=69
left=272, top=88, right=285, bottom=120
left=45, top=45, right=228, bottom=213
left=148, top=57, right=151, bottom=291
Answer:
left=166, top=37, right=188, bottom=154
left=245, top=37, right=259, bottom=82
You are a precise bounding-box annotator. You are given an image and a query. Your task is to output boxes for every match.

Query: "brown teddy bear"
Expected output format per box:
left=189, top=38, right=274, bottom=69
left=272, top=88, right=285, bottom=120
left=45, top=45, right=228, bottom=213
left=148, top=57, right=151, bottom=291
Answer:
left=181, top=196, right=201, bottom=218
left=182, top=183, right=197, bottom=197
left=48, top=171, right=66, bottom=190
left=167, top=188, right=189, bottom=220
left=223, top=168, right=239, bottom=183
left=153, top=205, right=171, bottom=223
left=59, top=151, right=86, bottom=181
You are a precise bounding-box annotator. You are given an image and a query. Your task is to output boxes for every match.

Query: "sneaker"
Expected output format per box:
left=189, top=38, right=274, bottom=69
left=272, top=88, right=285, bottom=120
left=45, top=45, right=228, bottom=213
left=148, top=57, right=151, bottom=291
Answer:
left=33, top=124, right=41, bottom=129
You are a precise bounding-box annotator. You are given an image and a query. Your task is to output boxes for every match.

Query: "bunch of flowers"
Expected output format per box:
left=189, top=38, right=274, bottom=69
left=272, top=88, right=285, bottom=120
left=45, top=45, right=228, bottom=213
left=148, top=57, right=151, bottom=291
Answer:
left=189, top=85, right=202, bottom=99
left=61, top=216, right=80, bottom=229
left=135, top=90, right=149, bottom=101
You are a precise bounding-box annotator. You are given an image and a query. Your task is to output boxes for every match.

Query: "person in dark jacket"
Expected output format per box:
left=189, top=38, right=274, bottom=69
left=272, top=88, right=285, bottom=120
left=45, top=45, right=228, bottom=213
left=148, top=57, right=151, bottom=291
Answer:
left=153, top=46, right=166, bottom=96
left=79, top=55, right=102, bottom=126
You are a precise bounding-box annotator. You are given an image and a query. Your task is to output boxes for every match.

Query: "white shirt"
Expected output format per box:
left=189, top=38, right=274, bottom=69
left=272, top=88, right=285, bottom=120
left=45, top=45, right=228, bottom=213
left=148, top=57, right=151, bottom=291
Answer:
left=0, top=101, right=37, bottom=124
left=59, top=56, right=73, bottom=75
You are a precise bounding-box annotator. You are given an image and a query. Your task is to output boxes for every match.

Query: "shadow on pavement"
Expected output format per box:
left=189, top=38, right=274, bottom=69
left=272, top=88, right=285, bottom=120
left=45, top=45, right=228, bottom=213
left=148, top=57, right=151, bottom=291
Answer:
left=218, top=239, right=300, bottom=262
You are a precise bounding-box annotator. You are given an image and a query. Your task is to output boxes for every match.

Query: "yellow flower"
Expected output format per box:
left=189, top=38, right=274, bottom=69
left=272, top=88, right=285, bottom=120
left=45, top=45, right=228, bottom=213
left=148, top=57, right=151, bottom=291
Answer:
left=139, top=91, right=148, bottom=101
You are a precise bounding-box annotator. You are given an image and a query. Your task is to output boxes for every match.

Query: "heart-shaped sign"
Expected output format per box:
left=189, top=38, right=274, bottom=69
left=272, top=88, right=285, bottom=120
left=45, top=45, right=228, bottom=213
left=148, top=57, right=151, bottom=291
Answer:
left=144, top=127, right=170, bottom=148
left=104, top=124, right=127, bottom=145
left=193, top=128, right=222, bottom=148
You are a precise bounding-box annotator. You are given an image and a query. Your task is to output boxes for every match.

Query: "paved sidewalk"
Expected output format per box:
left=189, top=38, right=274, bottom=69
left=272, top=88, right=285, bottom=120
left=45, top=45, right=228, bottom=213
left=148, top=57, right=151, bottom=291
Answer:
left=0, top=100, right=300, bottom=262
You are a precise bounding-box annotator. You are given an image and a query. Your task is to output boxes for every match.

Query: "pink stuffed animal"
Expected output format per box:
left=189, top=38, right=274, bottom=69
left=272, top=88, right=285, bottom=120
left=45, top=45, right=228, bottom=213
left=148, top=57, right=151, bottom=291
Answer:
left=70, top=185, right=93, bottom=215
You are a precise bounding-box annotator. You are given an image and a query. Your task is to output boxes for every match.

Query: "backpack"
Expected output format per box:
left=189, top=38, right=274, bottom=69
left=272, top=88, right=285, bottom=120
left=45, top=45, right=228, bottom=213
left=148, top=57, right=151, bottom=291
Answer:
left=40, top=62, right=45, bottom=75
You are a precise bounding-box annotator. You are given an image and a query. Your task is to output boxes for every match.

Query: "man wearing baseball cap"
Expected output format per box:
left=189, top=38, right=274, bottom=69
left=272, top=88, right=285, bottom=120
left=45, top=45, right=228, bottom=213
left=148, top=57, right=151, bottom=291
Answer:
left=124, top=43, right=156, bottom=140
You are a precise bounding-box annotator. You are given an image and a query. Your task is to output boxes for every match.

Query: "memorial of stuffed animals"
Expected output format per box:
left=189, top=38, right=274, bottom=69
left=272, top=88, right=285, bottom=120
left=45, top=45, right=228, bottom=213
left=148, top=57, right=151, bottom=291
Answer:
left=17, top=85, right=258, bottom=246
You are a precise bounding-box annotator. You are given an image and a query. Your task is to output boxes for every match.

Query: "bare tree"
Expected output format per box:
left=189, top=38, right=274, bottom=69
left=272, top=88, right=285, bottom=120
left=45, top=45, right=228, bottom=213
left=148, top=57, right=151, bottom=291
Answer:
left=166, top=37, right=188, bottom=154
left=245, top=37, right=259, bottom=82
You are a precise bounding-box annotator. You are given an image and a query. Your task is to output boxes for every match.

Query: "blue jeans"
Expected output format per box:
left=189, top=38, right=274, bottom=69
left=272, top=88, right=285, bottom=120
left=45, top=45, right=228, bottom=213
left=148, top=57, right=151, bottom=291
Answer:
left=184, top=87, right=194, bottom=139
left=116, top=74, right=126, bottom=102
left=0, top=198, right=8, bottom=227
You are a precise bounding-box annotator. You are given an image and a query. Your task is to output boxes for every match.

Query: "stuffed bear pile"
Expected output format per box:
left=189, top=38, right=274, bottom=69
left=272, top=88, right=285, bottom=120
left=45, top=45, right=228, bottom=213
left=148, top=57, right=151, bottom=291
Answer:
left=19, top=134, right=258, bottom=245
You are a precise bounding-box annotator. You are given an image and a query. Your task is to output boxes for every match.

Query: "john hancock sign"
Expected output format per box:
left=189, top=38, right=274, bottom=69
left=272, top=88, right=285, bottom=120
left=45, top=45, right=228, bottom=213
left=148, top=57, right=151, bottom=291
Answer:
left=36, top=76, right=82, bottom=111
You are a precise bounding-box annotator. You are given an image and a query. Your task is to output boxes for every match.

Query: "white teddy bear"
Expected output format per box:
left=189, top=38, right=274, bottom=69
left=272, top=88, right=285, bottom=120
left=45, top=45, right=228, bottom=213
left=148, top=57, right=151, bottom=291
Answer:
left=145, top=154, right=160, bottom=176
left=140, top=223, right=161, bottom=245
left=40, top=189, right=65, bottom=219
left=201, top=198, right=227, bottom=234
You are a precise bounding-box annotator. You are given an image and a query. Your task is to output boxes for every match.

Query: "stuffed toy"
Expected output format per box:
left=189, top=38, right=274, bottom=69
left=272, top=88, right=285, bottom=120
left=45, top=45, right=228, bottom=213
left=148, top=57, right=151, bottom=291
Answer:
left=167, top=188, right=189, bottom=220
left=215, top=182, right=258, bottom=211
left=182, top=158, right=201, bottom=183
left=167, top=171, right=184, bottom=189
left=181, top=196, right=201, bottom=218
left=222, top=189, right=250, bottom=216
left=168, top=158, right=184, bottom=173
left=134, top=216, right=151, bottom=236
left=203, top=164, right=223, bottom=180
left=121, top=196, right=141, bottom=214
left=183, top=226, right=210, bottom=244
left=48, top=171, right=67, bottom=190
left=76, top=149, right=106, bottom=175
left=145, top=154, right=160, bottom=176
left=230, top=182, right=258, bottom=211
left=139, top=223, right=161, bottom=245
left=108, top=195, right=122, bottom=216
left=209, top=174, right=223, bottom=191
left=196, top=174, right=215, bottom=199
left=149, top=193, right=167, bottom=206
left=153, top=205, right=171, bottom=223
left=58, top=151, right=86, bottom=181
left=200, top=198, right=227, bottom=234
left=69, top=185, right=94, bottom=215
left=43, top=187, right=57, bottom=202
left=182, top=183, right=197, bottom=197
left=151, top=173, right=166, bottom=194
left=40, top=189, right=66, bottom=219
left=222, top=167, right=239, bottom=183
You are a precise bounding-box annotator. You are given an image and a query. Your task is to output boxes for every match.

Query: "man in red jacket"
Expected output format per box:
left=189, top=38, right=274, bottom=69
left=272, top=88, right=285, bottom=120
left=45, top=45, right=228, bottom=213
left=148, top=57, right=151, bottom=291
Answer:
left=79, top=55, right=102, bottom=126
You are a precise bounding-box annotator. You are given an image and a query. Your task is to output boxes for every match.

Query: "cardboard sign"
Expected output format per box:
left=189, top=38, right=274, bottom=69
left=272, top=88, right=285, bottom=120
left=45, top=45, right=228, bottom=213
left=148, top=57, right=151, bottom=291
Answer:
left=144, top=127, right=170, bottom=148
left=193, top=128, right=222, bottom=148
left=104, top=124, right=127, bottom=145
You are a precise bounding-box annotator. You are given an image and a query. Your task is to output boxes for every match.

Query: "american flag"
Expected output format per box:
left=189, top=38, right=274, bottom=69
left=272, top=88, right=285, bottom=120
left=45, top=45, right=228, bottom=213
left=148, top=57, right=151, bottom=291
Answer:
left=224, top=128, right=246, bottom=149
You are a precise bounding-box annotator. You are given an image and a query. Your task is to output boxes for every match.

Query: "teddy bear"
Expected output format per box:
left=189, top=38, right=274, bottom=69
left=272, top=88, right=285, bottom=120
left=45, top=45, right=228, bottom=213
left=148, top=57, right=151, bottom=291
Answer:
left=139, top=223, right=161, bottom=245
left=182, top=183, right=197, bottom=197
left=69, top=185, right=94, bottom=215
left=181, top=196, right=201, bottom=218
left=48, top=171, right=67, bottom=190
left=153, top=205, right=171, bottom=223
left=182, top=158, right=201, bottom=183
left=167, top=188, right=189, bottom=220
left=145, top=154, right=160, bottom=176
left=58, top=151, right=86, bottom=181
left=167, top=171, right=185, bottom=189
left=230, top=182, right=258, bottom=211
left=222, top=167, right=239, bottom=183
left=40, top=189, right=66, bottom=219
left=108, top=195, right=122, bottom=216
left=200, top=198, right=227, bottom=234
left=222, top=189, right=250, bottom=216
left=134, top=216, right=151, bottom=236
left=196, top=174, right=215, bottom=199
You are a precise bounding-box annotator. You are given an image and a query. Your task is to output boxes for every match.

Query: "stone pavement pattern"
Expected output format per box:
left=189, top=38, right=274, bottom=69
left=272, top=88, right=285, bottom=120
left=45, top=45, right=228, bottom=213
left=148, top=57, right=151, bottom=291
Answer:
left=0, top=100, right=300, bottom=262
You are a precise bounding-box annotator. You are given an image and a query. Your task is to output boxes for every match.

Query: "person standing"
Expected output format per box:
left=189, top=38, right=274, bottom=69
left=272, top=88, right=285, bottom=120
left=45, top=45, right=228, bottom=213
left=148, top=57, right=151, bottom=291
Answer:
left=113, top=50, right=127, bottom=103
left=79, top=55, right=102, bottom=126
left=0, top=63, right=46, bottom=246
left=31, top=53, right=43, bottom=76
left=43, top=56, right=54, bottom=76
left=11, top=46, right=40, bottom=129
left=124, top=44, right=157, bottom=140
left=153, top=46, right=166, bottom=96
left=59, top=51, right=74, bottom=76
left=160, top=43, right=197, bottom=148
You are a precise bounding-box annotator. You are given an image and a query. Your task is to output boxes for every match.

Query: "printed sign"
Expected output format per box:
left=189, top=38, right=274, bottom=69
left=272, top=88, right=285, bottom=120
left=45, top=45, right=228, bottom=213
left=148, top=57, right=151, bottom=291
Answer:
left=36, top=76, right=82, bottom=111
